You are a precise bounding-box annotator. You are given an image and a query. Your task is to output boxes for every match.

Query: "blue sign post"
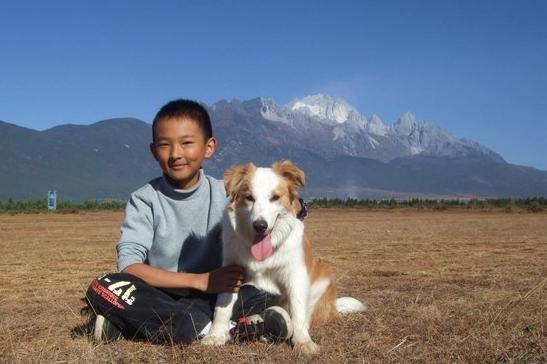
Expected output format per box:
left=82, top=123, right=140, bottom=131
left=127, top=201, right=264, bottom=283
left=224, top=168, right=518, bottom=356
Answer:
left=48, top=190, right=57, bottom=211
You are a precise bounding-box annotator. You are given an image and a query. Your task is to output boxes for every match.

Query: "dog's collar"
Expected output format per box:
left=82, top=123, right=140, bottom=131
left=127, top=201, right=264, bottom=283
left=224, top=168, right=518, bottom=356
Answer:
left=297, top=197, right=308, bottom=221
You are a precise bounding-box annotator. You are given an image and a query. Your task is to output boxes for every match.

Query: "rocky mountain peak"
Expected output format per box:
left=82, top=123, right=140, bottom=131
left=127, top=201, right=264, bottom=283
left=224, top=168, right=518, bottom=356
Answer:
left=394, top=112, right=418, bottom=135
left=367, top=114, right=388, bottom=136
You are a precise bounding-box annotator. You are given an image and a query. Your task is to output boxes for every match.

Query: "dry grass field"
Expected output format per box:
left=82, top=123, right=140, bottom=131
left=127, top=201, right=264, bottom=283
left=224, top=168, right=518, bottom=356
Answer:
left=0, top=209, right=545, bottom=363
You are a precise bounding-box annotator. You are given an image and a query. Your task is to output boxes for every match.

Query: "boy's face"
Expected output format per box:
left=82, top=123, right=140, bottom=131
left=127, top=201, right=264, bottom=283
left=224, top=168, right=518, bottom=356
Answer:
left=150, top=117, right=216, bottom=189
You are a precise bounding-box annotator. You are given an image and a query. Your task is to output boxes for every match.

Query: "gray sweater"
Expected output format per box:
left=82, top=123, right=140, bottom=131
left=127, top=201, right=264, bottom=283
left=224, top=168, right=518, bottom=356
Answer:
left=116, top=170, right=227, bottom=274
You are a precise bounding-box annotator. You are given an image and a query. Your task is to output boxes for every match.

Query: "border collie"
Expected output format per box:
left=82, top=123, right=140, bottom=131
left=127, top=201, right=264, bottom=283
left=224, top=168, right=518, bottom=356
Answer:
left=202, top=161, right=366, bottom=354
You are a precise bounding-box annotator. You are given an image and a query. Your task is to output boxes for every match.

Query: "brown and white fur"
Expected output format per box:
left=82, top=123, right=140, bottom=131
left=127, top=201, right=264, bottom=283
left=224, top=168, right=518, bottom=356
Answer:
left=202, top=161, right=366, bottom=355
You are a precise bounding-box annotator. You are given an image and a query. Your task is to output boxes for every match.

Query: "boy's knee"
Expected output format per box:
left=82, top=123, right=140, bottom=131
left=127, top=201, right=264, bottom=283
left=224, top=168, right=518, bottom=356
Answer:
left=232, top=285, right=281, bottom=318
left=239, top=284, right=279, bottom=302
left=85, top=272, right=143, bottom=313
left=94, top=272, right=145, bottom=284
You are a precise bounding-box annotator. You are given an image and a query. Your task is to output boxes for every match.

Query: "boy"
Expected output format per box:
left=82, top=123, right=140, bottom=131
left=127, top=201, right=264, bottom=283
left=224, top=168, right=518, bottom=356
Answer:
left=85, top=99, right=292, bottom=344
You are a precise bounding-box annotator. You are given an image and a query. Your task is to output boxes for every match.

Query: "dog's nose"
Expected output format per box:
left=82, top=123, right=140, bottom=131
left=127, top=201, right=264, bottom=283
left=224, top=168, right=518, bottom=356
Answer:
left=253, top=219, right=268, bottom=234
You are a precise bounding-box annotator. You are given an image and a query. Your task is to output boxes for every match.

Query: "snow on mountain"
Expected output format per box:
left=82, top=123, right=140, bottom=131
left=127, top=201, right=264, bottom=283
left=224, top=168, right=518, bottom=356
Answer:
left=287, top=94, right=359, bottom=124
left=258, top=97, right=290, bottom=124
left=393, top=112, right=418, bottom=135
left=366, top=114, right=388, bottom=136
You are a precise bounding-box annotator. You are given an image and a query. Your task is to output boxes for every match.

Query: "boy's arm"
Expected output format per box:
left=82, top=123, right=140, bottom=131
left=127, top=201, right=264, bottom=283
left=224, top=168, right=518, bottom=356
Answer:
left=116, top=193, right=155, bottom=273
left=117, top=193, right=244, bottom=293
left=123, top=263, right=245, bottom=293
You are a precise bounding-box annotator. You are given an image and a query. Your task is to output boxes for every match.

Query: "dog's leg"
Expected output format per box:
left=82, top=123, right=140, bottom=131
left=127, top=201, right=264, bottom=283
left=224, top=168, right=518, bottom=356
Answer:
left=287, top=269, right=320, bottom=355
left=306, top=277, right=332, bottom=327
left=201, top=292, right=238, bottom=346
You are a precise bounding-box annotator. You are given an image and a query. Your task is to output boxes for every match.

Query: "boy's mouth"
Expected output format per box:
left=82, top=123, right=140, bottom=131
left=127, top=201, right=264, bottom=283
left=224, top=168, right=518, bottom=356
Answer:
left=170, top=163, right=189, bottom=170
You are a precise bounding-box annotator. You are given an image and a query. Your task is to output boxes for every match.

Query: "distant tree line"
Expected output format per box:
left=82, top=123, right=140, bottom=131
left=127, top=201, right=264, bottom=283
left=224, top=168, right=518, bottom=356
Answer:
left=1, top=197, right=545, bottom=213
left=307, top=197, right=546, bottom=212
left=0, top=199, right=126, bottom=213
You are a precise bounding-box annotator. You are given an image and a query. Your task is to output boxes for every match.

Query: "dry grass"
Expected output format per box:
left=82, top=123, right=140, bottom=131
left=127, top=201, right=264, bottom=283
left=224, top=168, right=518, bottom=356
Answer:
left=0, top=209, right=545, bottom=363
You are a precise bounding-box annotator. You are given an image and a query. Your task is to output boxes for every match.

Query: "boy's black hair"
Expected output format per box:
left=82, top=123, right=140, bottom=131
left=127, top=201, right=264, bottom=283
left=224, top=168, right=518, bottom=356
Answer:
left=152, top=99, right=213, bottom=141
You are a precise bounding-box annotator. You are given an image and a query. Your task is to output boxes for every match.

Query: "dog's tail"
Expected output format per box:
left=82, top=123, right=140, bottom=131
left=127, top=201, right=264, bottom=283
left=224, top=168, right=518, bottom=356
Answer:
left=335, top=297, right=368, bottom=314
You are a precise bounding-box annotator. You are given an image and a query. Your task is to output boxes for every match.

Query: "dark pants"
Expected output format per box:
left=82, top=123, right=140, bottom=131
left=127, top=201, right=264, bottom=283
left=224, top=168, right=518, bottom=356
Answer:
left=85, top=272, right=279, bottom=344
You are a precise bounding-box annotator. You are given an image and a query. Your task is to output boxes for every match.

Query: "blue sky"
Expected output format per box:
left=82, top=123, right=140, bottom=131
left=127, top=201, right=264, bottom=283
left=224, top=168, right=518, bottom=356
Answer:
left=1, top=0, right=546, bottom=170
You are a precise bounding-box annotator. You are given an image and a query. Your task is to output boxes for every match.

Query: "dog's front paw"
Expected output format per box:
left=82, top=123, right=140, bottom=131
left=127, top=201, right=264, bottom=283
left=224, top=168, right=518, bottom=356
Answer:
left=294, top=340, right=320, bottom=355
left=201, top=332, right=230, bottom=346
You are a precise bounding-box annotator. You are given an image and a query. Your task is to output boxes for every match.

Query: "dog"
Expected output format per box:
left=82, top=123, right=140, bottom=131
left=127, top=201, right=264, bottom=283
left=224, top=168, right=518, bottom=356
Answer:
left=202, top=161, right=366, bottom=354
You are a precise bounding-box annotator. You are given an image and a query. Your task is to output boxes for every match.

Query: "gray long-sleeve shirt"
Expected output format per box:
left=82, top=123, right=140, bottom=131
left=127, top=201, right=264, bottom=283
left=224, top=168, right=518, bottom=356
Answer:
left=116, top=170, right=227, bottom=274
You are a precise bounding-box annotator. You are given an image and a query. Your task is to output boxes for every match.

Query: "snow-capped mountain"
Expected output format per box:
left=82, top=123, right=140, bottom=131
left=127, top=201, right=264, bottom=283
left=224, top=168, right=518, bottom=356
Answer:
left=243, top=94, right=504, bottom=163
left=4, top=94, right=544, bottom=201
left=207, top=97, right=546, bottom=198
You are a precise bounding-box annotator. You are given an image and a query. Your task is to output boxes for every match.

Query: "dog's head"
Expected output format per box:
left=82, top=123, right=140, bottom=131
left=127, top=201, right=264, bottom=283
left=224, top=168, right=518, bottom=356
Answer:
left=224, top=160, right=305, bottom=259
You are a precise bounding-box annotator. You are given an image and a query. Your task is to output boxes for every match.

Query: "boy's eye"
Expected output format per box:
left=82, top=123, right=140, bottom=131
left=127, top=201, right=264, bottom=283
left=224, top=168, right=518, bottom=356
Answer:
left=270, top=195, right=280, bottom=202
left=182, top=141, right=193, bottom=145
left=245, top=195, right=255, bottom=202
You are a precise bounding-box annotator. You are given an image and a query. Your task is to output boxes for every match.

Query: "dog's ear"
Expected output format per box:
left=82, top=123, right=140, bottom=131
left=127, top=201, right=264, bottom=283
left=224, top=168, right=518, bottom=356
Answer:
left=272, top=160, right=305, bottom=200
left=224, top=163, right=256, bottom=202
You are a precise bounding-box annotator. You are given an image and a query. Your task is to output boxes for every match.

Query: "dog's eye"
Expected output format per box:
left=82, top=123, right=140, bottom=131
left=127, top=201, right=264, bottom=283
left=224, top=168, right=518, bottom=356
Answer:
left=245, top=195, right=255, bottom=202
left=270, top=195, right=280, bottom=202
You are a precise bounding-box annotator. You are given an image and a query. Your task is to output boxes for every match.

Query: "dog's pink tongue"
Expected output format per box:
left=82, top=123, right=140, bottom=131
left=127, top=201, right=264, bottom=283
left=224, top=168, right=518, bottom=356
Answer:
left=251, top=234, right=273, bottom=261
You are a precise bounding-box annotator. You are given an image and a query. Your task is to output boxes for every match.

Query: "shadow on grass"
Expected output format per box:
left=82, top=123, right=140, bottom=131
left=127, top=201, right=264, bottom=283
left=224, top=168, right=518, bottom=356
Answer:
left=70, top=299, right=94, bottom=339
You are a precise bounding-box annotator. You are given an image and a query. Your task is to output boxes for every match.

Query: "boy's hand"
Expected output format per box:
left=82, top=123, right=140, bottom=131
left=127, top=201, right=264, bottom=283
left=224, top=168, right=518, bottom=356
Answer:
left=199, top=265, right=245, bottom=293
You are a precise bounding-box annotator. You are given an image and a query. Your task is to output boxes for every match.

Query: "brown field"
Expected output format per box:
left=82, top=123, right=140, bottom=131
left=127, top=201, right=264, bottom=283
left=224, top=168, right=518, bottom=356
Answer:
left=0, top=209, right=546, bottom=363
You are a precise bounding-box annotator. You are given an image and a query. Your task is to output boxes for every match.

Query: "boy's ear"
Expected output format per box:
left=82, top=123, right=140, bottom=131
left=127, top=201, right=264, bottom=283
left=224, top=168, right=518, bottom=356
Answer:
left=272, top=160, right=305, bottom=200
left=224, top=163, right=256, bottom=201
left=204, top=137, right=217, bottom=159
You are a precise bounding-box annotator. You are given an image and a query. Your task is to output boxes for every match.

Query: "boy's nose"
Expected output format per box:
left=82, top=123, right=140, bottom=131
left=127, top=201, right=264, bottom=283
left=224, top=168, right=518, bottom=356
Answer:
left=170, top=144, right=183, bottom=159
